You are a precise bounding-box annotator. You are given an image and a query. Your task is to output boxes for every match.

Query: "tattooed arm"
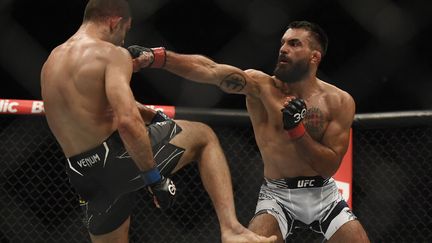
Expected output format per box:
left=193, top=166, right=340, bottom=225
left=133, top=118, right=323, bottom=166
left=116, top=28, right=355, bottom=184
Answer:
left=162, top=51, right=261, bottom=96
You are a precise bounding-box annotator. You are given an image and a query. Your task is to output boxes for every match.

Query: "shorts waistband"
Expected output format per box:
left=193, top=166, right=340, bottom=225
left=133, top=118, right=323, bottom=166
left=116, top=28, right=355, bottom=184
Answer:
left=263, top=176, right=331, bottom=189
left=67, top=131, right=122, bottom=168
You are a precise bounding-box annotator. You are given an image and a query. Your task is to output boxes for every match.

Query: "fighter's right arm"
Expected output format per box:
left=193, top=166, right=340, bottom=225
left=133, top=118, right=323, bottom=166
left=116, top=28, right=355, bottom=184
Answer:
left=128, top=45, right=261, bottom=97
left=105, top=47, right=156, bottom=172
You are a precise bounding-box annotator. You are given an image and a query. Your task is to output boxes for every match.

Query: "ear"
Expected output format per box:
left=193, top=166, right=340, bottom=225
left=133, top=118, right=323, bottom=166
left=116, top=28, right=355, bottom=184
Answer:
left=310, top=50, right=322, bottom=64
left=108, top=16, right=123, bottom=32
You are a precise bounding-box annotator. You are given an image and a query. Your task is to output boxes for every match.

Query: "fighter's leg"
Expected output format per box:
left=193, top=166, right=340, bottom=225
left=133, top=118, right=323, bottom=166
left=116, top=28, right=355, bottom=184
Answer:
left=168, top=120, right=276, bottom=243
left=168, top=120, right=238, bottom=226
left=249, top=213, right=284, bottom=243
left=89, top=217, right=130, bottom=243
left=327, top=220, right=369, bottom=243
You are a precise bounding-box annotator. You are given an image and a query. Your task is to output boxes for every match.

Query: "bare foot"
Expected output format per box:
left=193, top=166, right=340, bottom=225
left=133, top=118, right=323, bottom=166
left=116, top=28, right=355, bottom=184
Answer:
left=221, top=224, right=277, bottom=243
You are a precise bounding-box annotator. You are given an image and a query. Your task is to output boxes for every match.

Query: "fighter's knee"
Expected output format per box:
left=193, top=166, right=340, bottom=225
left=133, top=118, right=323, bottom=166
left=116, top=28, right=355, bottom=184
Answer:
left=328, top=220, right=369, bottom=243
left=174, top=120, right=220, bottom=150
left=248, top=213, right=283, bottom=242
left=189, top=121, right=219, bottom=142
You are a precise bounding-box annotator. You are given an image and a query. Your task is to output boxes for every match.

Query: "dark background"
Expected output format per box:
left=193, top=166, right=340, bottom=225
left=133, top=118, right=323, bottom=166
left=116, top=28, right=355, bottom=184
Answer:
left=1, top=0, right=431, bottom=113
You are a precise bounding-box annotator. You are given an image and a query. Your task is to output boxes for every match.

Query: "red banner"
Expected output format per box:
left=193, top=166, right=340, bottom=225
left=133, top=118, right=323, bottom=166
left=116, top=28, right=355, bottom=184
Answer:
left=142, top=104, right=175, bottom=119
left=0, top=99, right=176, bottom=118
left=0, top=99, right=45, bottom=115
left=333, top=129, right=353, bottom=208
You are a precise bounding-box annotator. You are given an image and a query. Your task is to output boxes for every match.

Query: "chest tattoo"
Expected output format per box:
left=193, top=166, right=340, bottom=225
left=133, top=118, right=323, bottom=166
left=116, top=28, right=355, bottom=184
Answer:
left=304, top=107, right=325, bottom=139
left=220, top=73, right=246, bottom=92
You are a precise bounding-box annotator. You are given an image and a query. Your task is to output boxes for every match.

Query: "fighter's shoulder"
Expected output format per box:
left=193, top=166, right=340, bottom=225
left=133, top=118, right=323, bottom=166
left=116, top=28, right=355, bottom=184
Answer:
left=321, top=81, right=355, bottom=110
left=97, top=42, right=131, bottom=60
left=244, top=69, right=273, bottom=85
left=48, top=42, right=70, bottom=58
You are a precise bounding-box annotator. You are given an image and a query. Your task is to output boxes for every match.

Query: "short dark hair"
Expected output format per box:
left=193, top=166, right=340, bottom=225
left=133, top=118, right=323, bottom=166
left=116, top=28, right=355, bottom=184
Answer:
left=288, top=21, right=328, bottom=56
left=83, top=0, right=131, bottom=22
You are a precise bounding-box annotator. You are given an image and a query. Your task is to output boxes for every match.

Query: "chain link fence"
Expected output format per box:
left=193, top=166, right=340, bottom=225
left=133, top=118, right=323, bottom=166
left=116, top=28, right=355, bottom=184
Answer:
left=352, top=125, right=432, bottom=242
left=1, top=115, right=431, bottom=242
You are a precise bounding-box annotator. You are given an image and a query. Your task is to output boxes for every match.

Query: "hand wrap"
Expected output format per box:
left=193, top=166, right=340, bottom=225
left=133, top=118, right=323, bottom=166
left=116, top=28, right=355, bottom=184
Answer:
left=140, top=167, right=162, bottom=185
left=149, top=176, right=176, bottom=209
left=127, top=45, right=166, bottom=68
left=140, top=167, right=176, bottom=209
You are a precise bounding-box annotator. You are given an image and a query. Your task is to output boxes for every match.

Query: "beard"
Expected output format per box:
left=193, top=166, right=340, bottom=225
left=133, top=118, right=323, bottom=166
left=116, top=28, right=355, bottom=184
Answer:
left=274, top=56, right=310, bottom=84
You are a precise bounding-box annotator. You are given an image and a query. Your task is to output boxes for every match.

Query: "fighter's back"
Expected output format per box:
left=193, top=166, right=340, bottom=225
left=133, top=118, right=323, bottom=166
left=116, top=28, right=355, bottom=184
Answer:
left=41, top=34, right=117, bottom=157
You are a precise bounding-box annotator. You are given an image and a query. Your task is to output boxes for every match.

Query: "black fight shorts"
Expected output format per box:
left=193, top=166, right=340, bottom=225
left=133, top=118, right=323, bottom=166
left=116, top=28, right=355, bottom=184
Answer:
left=65, top=120, right=184, bottom=235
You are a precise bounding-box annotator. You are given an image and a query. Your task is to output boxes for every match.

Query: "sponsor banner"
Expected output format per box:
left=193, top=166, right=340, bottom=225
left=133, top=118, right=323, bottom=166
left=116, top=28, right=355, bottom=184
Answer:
left=143, top=105, right=175, bottom=118
left=334, top=129, right=353, bottom=208
left=0, top=99, right=44, bottom=115
left=0, top=99, right=176, bottom=118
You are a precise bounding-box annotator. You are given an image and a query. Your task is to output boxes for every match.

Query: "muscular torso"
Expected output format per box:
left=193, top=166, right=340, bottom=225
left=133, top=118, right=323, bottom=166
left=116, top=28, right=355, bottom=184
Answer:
left=41, top=35, right=117, bottom=157
left=246, top=73, right=342, bottom=179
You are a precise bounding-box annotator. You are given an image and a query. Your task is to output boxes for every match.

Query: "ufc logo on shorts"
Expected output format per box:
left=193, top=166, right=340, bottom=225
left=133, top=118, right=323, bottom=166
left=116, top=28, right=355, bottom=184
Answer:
left=297, top=179, right=315, bottom=188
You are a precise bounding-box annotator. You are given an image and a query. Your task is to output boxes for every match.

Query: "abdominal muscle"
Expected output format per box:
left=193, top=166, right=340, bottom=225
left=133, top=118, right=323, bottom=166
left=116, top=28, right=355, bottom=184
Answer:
left=255, top=128, right=319, bottom=179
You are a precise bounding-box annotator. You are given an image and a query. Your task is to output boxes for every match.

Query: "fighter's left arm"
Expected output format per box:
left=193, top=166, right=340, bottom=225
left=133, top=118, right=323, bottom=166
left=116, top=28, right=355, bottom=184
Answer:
left=293, top=92, right=355, bottom=178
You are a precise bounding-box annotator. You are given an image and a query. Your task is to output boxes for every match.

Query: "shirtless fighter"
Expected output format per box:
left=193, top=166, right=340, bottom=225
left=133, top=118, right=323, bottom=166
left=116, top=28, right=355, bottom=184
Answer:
left=40, top=0, right=276, bottom=242
left=130, top=20, right=370, bottom=242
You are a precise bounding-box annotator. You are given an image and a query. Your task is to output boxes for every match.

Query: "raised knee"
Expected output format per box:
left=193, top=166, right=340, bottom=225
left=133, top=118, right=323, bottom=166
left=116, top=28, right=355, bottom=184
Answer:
left=192, top=122, right=219, bottom=143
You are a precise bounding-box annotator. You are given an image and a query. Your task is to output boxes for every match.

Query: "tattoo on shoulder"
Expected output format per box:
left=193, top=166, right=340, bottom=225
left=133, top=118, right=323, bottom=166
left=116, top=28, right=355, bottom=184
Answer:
left=220, top=73, right=246, bottom=92
left=304, top=107, right=325, bottom=139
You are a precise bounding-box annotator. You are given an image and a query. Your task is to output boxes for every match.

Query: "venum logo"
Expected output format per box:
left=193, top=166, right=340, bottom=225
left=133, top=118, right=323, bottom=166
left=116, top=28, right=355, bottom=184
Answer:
left=77, top=154, right=101, bottom=168
left=297, top=179, right=315, bottom=188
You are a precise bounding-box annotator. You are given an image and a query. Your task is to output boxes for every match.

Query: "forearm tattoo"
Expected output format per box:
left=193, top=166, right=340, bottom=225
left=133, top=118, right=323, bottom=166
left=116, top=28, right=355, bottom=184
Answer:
left=219, top=73, right=246, bottom=92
